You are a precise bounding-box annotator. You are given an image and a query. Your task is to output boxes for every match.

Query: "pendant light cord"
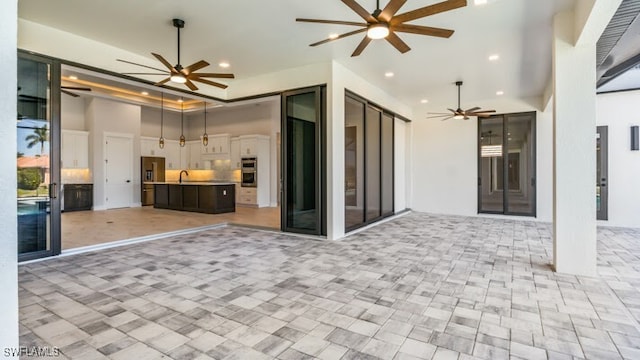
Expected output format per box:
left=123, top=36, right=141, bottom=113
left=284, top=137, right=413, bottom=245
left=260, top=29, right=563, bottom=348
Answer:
left=204, top=102, right=207, bottom=132
left=160, top=92, right=164, bottom=138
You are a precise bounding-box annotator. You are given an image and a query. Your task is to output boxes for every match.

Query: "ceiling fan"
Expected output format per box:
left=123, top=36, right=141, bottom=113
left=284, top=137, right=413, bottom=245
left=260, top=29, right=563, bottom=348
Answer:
left=117, top=18, right=234, bottom=91
left=428, top=81, right=496, bottom=121
left=61, top=86, right=91, bottom=98
left=296, top=0, right=466, bottom=56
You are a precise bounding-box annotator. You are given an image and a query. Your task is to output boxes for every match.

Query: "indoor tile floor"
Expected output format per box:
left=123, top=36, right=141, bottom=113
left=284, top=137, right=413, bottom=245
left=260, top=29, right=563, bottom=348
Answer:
left=62, top=206, right=281, bottom=249
left=19, top=213, right=640, bottom=359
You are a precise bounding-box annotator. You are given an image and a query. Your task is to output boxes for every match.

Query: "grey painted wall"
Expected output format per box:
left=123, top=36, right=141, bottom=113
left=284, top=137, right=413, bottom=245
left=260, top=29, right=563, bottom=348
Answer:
left=61, top=94, right=86, bottom=130
left=140, top=107, right=184, bottom=140
left=186, top=102, right=274, bottom=140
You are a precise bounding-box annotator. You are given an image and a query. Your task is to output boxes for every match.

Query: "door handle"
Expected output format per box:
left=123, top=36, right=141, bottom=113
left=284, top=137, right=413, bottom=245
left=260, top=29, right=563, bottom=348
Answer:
left=50, top=183, right=58, bottom=199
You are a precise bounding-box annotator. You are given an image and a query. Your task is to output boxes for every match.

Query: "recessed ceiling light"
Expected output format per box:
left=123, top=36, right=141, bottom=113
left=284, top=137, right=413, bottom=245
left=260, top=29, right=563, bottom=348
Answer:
left=488, top=54, right=500, bottom=61
left=420, top=99, right=429, bottom=104
left=474, top=0, right=488, bottom=5
left=218, top=62, right=230, bottom=68
left=141, top=91, right=149, bottom=96
left=68, top=75, right=78, bottom=80
left=496, top=91, right=504, bottom=96
left=329, top=33, right=339, bottom=39
left=385, top=72, right=394, bottom=78
left=177, top=98, right=184, bottom=103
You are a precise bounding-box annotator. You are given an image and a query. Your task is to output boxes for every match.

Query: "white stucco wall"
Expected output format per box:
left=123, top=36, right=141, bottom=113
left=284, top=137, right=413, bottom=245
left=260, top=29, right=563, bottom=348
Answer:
left=1, top=0, right=19, bottom=356
left=596, top=90, right=640, bottom=228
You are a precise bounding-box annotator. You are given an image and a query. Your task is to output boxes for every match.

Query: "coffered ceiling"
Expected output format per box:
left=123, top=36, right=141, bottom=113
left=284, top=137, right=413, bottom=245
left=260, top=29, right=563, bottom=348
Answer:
left=20, top=0, right=579, bottom=113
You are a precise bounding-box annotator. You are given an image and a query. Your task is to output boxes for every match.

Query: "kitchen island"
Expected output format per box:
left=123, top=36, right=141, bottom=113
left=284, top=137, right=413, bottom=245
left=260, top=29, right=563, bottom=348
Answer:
left=154, top=182, right=235, bottom=214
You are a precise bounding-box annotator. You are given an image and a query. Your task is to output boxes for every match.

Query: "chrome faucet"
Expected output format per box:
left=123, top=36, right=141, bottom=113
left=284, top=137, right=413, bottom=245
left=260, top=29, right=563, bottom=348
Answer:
left=179, top=170, right=189, bottom=183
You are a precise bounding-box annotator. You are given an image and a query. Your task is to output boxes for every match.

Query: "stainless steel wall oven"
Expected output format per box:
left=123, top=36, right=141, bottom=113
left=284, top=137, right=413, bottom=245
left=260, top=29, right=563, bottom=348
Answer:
left=241, top=157, right=257, bottom=187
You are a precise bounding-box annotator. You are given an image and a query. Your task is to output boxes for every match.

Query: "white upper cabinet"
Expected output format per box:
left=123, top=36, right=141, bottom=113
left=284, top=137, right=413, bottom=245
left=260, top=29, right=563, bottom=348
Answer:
left=188, top=141, right=204, bottom=170
left=164, top=140, right=181, bottom=170
left=201, top=134, right=230, bottom=155
left=230, top=137, right=241, bottom=169
left=141, top=136, right=164, bottom=157
left=61, top=130, right=89, bottom=169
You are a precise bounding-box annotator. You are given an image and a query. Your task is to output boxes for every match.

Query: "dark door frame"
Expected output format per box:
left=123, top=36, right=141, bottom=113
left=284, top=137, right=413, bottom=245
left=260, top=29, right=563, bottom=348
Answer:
left=280, top=85, right=326, bottom=236
left=597, top=126, right=608, bottom=220
left=18, top=51, right=62, bottom=261
left=477, top=111, right=537, bottom=217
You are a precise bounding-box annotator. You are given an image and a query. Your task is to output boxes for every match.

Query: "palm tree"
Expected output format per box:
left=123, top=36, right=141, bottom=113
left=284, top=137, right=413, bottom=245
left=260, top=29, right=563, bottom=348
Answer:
left=25, top=125, right=49, bottom=154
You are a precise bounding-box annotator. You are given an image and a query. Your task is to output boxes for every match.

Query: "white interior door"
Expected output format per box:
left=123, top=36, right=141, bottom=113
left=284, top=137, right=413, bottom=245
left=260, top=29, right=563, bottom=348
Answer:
left=105, top=135, right=133, bottom=209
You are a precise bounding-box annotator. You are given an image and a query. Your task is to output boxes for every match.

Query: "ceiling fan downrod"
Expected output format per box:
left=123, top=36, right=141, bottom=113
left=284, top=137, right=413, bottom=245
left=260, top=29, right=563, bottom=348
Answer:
left=173, top=18, right=185, bottom=70
left=456, top=80, right=463, bottom=110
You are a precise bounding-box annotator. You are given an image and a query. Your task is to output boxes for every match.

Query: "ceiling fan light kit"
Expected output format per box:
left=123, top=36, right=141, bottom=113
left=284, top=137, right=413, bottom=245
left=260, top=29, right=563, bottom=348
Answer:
left=367, top=22, right=389, bottom=39
left=297, top=0, right=466, bottom=56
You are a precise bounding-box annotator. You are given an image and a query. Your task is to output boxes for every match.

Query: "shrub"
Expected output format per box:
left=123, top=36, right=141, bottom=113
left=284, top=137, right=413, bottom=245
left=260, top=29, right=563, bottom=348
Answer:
left=17, top=168, right=42, bottom=190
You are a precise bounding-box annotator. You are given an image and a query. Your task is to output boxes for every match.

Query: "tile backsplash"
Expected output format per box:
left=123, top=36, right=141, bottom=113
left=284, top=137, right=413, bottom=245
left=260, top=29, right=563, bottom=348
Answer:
left=61, top=169, right=92, bottom=184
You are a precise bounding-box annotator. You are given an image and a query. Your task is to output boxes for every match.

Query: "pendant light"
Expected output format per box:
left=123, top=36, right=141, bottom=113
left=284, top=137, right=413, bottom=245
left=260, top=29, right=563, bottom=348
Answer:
left=159, top=92, right=165, bottom=149
left=179, top=97, right=186, bottom=147
left=202, top=101, right=208, bottom=146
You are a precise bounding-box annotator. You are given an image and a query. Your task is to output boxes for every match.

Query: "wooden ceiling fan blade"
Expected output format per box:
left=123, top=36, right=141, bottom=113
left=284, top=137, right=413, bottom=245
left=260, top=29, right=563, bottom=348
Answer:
left=351, top=36, right=372, bottom=57
left=152, top=53, right=177, bottom=72
left=61, top=86, right=91, bottom=91
left=310, top=28, right=366, bottom=47
left=121, top=72, right=168, bottom=75
left=470, top=110, right=496, bottom=114
left=184, top=79, right=199, bottom=91
left=379, top=0, right=407, bottom=22
left=191, top=73, right=235, bottom=79
left=393, top=24, right=454, bottom=38
left=296, top=18, right=367, bottom=27
left=427, top=114, right=452, bottom=118
left=447, top=108, right=457, bottom=113
left=183, top=60, right=210, bottom=75
left=392, top=0, right=467, bottom=25
left=117, top=59, right=170, bottom=73
left=465, top=106, right=480, bottom=113
left=191, top=77, right=229, bottom=89
left=61, top=89, right=79, bottom=98
left=341, top=0, right=377, bottom=23
left=385, top=32, right=411, bottom=53
left=441, top=116, right=454, bottom=121
left=155, top=77, right=172, bottom=86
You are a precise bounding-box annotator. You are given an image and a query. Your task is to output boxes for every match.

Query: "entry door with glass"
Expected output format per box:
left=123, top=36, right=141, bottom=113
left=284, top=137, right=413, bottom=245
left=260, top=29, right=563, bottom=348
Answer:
left=597, top=126, right=608, bottom=220
left=281, top=86, right=326, bottom=235
left=478, top=112, right=536, bottom=216
left=17, top=52, right=61, bottom=261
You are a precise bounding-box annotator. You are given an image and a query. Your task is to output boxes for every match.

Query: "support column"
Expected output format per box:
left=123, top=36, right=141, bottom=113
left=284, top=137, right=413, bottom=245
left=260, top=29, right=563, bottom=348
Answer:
left=552, top=11, right=598, bottom=276
left=0, top=0, right=19, bottom=355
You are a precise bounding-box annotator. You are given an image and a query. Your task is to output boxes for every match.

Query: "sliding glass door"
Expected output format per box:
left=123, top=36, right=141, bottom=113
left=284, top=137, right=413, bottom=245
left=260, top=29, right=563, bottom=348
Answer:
left=345, top=93, right=394, bottom=231
left=17, top=52, right=61, bottom=261
left=478, top=112, right=536, bottom=216
left=281, top=86, right=326, bottom=235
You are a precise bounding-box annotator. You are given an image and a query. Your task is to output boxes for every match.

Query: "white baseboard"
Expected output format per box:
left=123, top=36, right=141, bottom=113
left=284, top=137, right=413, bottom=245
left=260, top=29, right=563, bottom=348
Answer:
left=93, top=205, right=107, bottom=211
left=131, top=202, right=142, bottom=208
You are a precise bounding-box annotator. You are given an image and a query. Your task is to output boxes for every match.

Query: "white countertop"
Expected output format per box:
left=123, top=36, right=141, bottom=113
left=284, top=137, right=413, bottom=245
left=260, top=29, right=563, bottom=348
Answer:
left=148, top=181, right=236, bottom=186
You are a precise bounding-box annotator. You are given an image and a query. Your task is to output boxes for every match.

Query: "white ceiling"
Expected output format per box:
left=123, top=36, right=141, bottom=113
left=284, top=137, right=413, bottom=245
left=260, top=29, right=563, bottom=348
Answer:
left=19, top=0, right=576, bottom=113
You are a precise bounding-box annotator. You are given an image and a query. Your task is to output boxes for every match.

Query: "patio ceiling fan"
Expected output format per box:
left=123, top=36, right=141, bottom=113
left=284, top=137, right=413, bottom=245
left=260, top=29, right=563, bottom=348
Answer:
left=117, top=18, right=234, bottom=91
left=428, top=81, right=496, bottom=121
left=296, top=0, right=466, bottom=56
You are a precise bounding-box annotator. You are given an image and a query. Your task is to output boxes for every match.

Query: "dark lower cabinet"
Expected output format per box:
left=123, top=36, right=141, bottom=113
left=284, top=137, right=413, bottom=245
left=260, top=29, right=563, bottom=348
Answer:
left=63, top=184, right=93, bottom=212
left=154, top=184, right=235, bottom=214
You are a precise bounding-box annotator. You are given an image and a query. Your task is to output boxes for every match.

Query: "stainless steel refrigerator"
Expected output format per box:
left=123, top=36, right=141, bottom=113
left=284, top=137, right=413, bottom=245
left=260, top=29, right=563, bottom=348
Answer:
left=141, top=156, right=165, bottom=205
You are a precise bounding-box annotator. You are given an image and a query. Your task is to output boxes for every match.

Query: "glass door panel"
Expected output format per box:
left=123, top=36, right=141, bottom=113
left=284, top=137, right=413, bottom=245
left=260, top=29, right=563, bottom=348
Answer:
left=505, top=113, right=535, bottom=215
left=381, top=113, right=394, bottom=216
left=365, top=106, right=381, bottom=221
left=478, top=112, right=536, bottom=216
left=281, top=87, right=325, bottom=235
left=345, top=96, right=365, bottom=229
left=17, top=53, right=61, bottom=260
left=478, top=117, right=504, bottom=212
